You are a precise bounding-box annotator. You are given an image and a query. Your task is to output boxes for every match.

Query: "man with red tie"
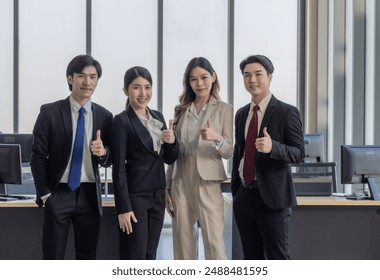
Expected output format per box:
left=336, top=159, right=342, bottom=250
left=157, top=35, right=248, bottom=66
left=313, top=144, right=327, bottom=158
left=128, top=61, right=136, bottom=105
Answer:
left=31, top=55, right=113, bottom=259
left=231, top=55, right=305, bottom=259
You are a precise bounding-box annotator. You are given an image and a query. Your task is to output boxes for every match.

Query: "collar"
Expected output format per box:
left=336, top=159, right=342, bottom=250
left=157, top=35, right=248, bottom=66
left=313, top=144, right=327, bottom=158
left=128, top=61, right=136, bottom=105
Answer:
left=69, top=95, right=92, bottom=113
left=250, top=92, right=272, bottom=113
left=189, top=101, right=208, bottom=115
left=131, top=106, right=150, bottom=121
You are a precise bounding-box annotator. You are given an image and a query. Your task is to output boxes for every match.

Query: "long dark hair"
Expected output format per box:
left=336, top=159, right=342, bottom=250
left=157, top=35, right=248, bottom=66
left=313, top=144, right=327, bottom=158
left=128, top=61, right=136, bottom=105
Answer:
left=174, top=57, right=220, bottom=125
left=123, top=66, right=153, bottom=108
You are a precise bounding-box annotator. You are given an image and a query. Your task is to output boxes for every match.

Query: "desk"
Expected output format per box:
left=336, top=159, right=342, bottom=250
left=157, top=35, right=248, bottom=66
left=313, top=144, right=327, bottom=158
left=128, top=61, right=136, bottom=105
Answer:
left=1, top=196, right=380, bottom=259
left=0, top=197, right=119, bottom=260
left=291, top=196, right=380, bottom=259
left=228, top=196, right=380, bottom=260
left=297, top=196, right=380, bottom=206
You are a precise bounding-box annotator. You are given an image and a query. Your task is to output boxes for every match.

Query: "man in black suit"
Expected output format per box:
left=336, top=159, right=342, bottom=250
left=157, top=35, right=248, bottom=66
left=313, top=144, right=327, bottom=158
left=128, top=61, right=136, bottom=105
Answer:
left=31, top=54, right=113, bottom=259
left=231, top=55, right=305, bottom=260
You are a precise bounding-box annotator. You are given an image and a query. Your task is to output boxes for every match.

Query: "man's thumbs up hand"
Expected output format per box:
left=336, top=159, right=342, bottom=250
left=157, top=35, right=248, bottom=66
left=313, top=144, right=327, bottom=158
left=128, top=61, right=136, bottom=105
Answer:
left=96, top=130, right=101, bottom=141
left=255, top=127, right=272, bottom=153
left=91, top=129, right=107, bottom=157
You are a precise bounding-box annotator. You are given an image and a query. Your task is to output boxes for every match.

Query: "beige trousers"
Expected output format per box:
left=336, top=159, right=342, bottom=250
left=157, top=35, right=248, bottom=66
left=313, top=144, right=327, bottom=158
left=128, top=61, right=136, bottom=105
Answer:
left=171, top=155, right=227, bottom=260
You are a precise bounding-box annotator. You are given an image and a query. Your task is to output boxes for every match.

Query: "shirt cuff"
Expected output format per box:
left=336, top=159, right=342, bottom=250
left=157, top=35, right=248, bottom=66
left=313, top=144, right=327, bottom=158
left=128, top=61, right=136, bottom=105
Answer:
left=212, top=137, right=224, bottom=151
left=41, top=193, right=51, bottom=200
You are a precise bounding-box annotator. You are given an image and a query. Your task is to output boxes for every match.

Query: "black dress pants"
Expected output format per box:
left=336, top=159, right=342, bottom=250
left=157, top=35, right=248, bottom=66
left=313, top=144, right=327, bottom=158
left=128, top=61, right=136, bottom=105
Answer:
left=233, top=184, right=292, bottom=260
left=119, top=188, right=165, bottom=260
left=42, top=183, right=100, bottom=260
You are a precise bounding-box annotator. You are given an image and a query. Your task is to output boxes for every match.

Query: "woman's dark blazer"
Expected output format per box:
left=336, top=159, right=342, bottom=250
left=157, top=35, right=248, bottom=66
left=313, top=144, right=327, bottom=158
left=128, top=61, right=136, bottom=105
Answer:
left=111, top=106, right=179, bottom=214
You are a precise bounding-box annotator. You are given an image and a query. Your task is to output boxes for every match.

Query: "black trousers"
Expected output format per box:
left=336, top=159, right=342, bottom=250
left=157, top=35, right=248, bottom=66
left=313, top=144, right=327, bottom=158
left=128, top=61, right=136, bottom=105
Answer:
left=233, top=184, right=292, bottom=260
left=119, top=188, right=165, bottom=260
left=42, top=183, right=100, bottom=260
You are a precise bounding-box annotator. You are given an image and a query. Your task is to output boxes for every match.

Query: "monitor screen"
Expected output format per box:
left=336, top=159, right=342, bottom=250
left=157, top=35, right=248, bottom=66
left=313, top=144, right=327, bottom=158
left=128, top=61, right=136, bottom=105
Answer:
left=341, top=145, right=380, bottom=184
left=341, top=145, right=380, bottom=200
left=303, top=133, right=325, bottom=163
left=0, top=144, right=22, bottom=185
left=0, top=133, right=33, bottom=163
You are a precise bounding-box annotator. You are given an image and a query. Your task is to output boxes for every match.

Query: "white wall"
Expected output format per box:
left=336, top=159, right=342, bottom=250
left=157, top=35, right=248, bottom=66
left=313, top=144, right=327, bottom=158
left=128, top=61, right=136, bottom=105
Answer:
left=92, top=0, right=158, bottom=117
left=0, top=0, right=14, bottom=132
left=18, top=0, right=87, bottom=133
left=2, top=0, right=298, bottom=133
left=162, top=0, right=228, bottom=123
left=234, top=0, right=298, bottom=112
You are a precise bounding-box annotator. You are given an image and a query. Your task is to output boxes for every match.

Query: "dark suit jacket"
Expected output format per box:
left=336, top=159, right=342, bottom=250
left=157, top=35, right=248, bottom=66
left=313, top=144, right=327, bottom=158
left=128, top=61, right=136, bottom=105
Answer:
left=231, top=95, right=305, bottom=209
left=111, top=106, right=179, bottom=214
left=30, top=97, right=113, bottom=215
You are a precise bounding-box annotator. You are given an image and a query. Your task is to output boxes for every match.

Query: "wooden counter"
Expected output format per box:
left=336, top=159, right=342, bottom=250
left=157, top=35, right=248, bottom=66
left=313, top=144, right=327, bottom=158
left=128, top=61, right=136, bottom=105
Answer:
left=297, top=196, right=380, bottom=206
left=5, top=195, right=380, bottom=207
left=2, top=195, right=380, bottom=260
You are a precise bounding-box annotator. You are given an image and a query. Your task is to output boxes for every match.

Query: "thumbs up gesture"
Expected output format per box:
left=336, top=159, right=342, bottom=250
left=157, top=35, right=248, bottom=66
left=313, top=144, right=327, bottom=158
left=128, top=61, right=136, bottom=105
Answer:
left=255, top=127, right=272, bottom=153
left=200, top=119, right=222, bottom=142
left=162, top=120, right=175, bottom=144
left=91, top=130, right=107, bottom=157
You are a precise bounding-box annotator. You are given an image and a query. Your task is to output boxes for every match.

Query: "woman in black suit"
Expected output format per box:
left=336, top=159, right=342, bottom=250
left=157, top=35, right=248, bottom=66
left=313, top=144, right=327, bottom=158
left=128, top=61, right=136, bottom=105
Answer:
left=112, top=66, right=179, bottom=259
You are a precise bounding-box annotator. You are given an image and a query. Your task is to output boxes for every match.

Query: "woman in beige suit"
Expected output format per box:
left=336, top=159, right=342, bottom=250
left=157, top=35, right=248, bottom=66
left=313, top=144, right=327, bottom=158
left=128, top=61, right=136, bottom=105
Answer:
left=165, top=57, right=233, bottom=259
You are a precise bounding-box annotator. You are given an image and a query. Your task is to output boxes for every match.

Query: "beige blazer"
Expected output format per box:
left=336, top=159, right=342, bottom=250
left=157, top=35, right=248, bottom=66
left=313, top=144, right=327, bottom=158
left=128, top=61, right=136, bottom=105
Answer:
left=166, top=96, right=233, bottom=186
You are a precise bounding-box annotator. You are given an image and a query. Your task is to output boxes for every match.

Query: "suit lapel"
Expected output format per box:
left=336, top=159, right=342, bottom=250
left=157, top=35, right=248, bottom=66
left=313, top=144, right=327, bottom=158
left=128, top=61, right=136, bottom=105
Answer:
left=239, top=104, right=250, bottom=155
left=260, top=95, right=277, bottom=137
left=177, top=107, right=189, bottom=144
left=200, top=96, right=217, bottom=129
left=60, top=97, right=72, bottom=140
left=92, top=103, right=102, bottom=141
left=126, top=106, right=156, bottom=155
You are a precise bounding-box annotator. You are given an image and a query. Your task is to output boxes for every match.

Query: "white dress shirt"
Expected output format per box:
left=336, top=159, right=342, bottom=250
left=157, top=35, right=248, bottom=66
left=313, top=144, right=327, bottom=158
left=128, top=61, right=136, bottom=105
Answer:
left=238, top=93, right=272, bottom=180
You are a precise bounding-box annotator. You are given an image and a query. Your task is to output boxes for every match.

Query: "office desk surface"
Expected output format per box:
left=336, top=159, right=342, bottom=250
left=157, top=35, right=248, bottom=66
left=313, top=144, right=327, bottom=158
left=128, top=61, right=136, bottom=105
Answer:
left=2, top=195, right=380, bottom=259
left=297, top=196, right=380, bottom=206
left=0, top=198, right=36, bottom=207
left=2, top=195, right=380, bottom=207
left=0, top=195, right=116, bottom=207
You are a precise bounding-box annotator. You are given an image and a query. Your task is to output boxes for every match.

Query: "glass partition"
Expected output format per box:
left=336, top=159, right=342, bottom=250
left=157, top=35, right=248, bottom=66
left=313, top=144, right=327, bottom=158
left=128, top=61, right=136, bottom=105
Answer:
left=162, top=0, right=228, bottom=122
left=0, top=0, right=14, bottom=132
left=234, top=0, right=298, bottom=111
left=18, top=0, right=86, bottom=132
left=92, top=0, right=158, bottom=115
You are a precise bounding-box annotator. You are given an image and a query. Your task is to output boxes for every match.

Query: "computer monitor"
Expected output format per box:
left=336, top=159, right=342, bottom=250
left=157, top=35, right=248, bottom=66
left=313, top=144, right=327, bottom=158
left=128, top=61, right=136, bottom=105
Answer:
left=341, top=145, right=380, bottom=200
left=0, top=133, right=33, bottom=163
left=292, top=133, right=334, bottom=196
left=303, top=133, right=325, bottom=163
left=0, top=144, right=22, bottom=187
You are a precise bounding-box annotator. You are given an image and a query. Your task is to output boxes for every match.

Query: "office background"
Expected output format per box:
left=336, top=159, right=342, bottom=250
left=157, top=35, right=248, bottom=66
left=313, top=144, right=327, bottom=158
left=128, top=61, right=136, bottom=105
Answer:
left=1, top=0, right=380, bottom=192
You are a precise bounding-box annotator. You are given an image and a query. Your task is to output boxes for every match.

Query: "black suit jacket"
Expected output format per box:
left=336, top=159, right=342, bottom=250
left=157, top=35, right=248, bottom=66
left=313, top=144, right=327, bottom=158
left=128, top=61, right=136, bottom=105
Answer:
left=231, top=95, right=305, bottom=209
left=111, top=106, right=179, bottom=214
left=31, top=97, right=113, bottom=215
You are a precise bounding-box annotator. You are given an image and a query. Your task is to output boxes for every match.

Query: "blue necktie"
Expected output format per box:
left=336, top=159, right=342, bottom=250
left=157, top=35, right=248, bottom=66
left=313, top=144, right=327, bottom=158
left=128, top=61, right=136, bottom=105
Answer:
left=67, top=107, right=85, bottom=191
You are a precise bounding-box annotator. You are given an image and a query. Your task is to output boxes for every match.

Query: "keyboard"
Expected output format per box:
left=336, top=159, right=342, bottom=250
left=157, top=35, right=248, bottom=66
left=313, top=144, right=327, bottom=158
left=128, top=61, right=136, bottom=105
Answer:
left=345, top=194, right=370, bottom=200
left=0, top=194, right=34, bottom=201
left=0, top=196, right=17, bottom=201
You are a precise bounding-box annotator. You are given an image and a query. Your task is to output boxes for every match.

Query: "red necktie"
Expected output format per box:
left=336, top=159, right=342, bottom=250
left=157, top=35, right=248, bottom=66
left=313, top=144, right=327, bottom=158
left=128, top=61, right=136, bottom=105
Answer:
left=243, top=105, right=260, bottom=185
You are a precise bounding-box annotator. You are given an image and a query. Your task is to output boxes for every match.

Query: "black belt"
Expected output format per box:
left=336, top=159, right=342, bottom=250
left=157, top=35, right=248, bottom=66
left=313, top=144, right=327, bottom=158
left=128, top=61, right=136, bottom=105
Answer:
left=240, top=179, right=257, bottom=189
